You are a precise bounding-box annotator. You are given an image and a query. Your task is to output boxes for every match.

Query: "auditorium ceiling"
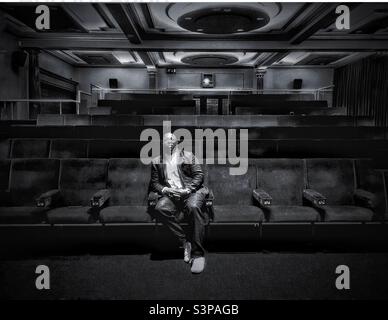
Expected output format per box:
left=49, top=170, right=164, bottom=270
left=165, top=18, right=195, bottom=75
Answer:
left=1, top=2, right=388, bottom=68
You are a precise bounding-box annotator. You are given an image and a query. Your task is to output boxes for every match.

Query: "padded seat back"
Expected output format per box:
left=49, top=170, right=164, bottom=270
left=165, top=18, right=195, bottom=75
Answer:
left=63, top=115, right=91, bottom=126
left=306, top=159, right=355, bottom=205
left=355, top=159, right=386, bottom=217
left=90, top=115, right=143, bottom=126
left=50, top=139, right=88, bottom=158
left=0, top=160, right=11, bottom=190
left=89, top=140, right=144, bottom=158
left=12, top=139, right=50, bottom=158
left=37, top=114, right=64, bottom=126
left=59, top=159, right=108, bottom=206
left=206, top=164, right=256, bottom=205
left=254, top=159, right=305, bottom=205
left=0, top=139, right=10, bottom=159
left=107, top=158, right=149, bottom=205
left=10, top=159, right=60, bottom=205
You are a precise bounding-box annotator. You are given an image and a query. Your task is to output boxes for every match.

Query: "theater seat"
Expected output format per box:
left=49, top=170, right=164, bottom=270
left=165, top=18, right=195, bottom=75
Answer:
left=36, top=114, right=64, bottom=126
left=264, top=206, right=320, bottom=222
left=254, top=159, right=320, bottom=222
left=323, top=205, right=374, bottom=222
left=50, top=139, right=88, bottom=158
left=12, top=139, right=50, bottom=158
left=306, top=159, right=376, bottom=222
left=355, top=159, right=386, bottom=220
left=100, top=206, right=152, bottom=223
left=99, top=159, right=151, bottom=224
left=0, top=159, right=59, bottom=224
left=206, top=164, right=264, bottom=223
left=46, top=206, right=98, bottom=224
left=43, top=159, right=108, bottom=224
left=0, top=206, right=47, bottom=224
left=212, top=205, right=263, bottom=223
left=0, top=139, right=10, bottom=158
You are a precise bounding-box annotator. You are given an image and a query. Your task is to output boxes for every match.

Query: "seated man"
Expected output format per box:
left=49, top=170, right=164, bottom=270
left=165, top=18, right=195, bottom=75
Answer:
left=150, top=133, right=209, bottom=274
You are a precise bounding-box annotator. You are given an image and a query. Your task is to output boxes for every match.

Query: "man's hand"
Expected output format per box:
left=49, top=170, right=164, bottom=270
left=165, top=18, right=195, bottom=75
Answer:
left=162, top=187, right=176, bottom=197
left=174, top=188, right=191, bottom=198
left=162, top=187, right=191, bottom=199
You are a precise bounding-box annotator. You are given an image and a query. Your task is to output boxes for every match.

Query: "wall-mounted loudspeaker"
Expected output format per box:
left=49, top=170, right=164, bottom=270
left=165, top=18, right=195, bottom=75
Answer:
left=109, top=78, right=118, bottom=89
left=293, top=79, right=303, bottom=89
left=11, top=51, right=27, bottom=72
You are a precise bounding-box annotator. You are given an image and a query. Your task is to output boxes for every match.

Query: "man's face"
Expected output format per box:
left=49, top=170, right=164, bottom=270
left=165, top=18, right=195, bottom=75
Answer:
left=163, top=133, right=178, bottom=152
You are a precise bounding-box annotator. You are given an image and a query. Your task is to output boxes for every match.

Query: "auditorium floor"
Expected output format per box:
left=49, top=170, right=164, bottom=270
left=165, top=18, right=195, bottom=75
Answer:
left=1, top=252, right=388, bottom=300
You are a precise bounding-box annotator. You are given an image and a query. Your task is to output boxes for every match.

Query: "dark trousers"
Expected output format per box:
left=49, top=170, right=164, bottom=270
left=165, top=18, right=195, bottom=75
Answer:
left=154, top=189, right=208, bottom=257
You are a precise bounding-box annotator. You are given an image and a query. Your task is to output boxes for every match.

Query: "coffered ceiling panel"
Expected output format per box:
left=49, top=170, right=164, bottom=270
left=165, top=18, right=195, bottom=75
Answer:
left=1, top=2, right=388, bottom=68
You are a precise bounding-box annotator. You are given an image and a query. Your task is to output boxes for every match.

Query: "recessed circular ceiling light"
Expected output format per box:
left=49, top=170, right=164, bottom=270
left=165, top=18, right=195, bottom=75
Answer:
left=177, top=6, right=270, bottom=34
left=181, top=54, right=238, bottom=66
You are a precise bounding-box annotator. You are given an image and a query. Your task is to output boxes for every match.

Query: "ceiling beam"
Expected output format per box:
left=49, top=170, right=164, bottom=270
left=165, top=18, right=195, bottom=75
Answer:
left=105, top=3, right=142, bottom=44
left=19, top=36, right=388, bottom=51
left=256, top=52, right=289, bottom=67
left=137, top=51, right=155, bottom=67
left=140, top=3, right=155, bottom=29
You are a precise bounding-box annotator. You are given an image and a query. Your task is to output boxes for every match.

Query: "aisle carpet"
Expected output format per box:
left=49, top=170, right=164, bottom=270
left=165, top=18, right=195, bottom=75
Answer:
left=1, top=252, right=388, bottom=300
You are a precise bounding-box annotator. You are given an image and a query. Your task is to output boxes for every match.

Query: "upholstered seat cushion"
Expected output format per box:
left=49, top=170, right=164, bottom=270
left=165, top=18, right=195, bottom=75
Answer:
left=321, top=205, right=374, bottom=222
left=100, top=205, right=152, bottom=223
left=46, top=206, right=98, bottom=224
left=0, top=206, right=47, bottom=223
left=264, top=205, right=320, bottom=222
left=213, top=205, right=264, bottom=223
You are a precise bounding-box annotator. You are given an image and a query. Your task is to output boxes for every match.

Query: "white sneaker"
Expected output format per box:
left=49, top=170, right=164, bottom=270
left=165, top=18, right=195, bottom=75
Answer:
left=191, top=256, right=206, bottom=274
left=183, top=242, right=191, bottom=263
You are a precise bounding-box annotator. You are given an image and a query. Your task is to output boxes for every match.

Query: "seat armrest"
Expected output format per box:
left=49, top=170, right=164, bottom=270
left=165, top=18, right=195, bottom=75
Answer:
left=205, top=189, right=214, bottom=221
left=354, top=188, right=376, bottom=209
left=205, top=189, right=214, bottom=207
left=253, top=188, right=272, bottom=208
left=36, top=189, right=61, bottom=208
left=303, top=189, right=327, bottom=208
left=90, top=189, right=111, bottom=208
left=148, top=191, right=160, bottom=207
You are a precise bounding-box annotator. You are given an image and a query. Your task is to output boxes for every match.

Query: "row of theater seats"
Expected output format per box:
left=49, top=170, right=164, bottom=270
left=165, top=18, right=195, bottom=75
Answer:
left=0, top=157, right=386, bottom=225
left=98, top=96, right=196, bottom=115
left=2, top=126, right=387, bottom=140
left=1, top=138, right=388, bottom=160
left=35, top=114, right=374, bottom=127
left=101, top=93, right=194, bottom=101
left=93, top=104, right=344, bottom=116
left=97, top=94, right=330, bottom=115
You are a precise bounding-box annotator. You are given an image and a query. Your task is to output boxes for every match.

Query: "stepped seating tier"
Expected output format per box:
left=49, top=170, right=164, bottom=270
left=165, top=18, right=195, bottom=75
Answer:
left=34, top=114, right=374, bottom=127
left=1, top=125, right=386, bottom=140
left=1, top=138, right=388, bottom=160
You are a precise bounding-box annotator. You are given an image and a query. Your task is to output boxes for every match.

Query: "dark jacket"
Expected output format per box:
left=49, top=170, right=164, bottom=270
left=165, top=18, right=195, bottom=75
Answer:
left=150, top=149, right=207, bottom=195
